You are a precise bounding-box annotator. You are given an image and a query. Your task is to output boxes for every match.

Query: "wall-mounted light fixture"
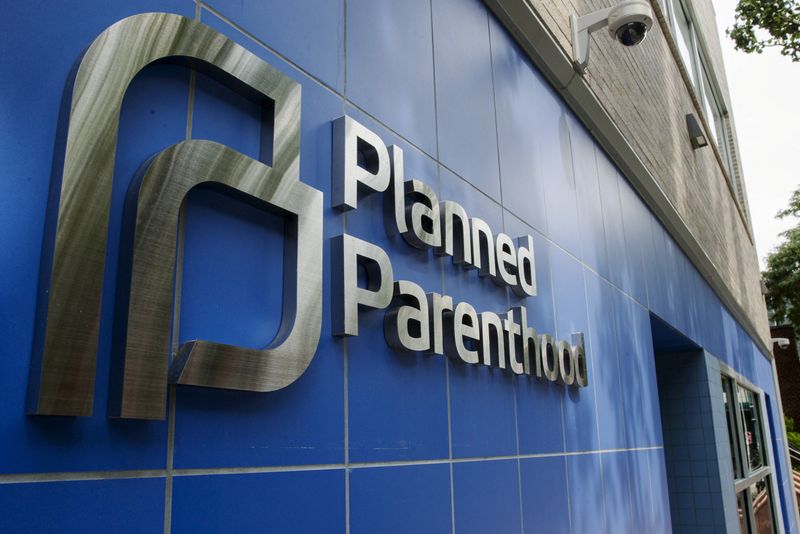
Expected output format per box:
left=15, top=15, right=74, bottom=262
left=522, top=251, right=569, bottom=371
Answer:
left=685, top=113, right=708, bottom=149
left=570, top=0, right=654, bottom=73
left=772, top=338, right=790, bottom=349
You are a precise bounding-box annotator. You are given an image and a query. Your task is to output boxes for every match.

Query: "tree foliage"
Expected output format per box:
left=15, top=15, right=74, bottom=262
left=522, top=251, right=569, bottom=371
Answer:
left=785, top=417, right=800, bottom=453
left=728, top=0, right=800, bottom=61
left=763, top=186, right=800, bottom=329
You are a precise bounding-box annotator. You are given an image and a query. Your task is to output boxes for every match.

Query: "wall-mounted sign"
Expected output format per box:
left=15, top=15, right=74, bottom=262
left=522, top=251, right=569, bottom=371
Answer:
left=28, top=12, right=588, bottom=422
left=329, top=116, right=587, bottom=386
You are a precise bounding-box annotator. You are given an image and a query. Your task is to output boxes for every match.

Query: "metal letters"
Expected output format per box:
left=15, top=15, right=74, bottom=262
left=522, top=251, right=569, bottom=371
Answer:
left=329, top=115, right=589, bottom=388
left=331, top=234, right=394, bottom=337
left=31, top=15, right=589, bottom=422
left=28, top=13, right=322, bottom=419
left=120, top=140, right=322, bottom=420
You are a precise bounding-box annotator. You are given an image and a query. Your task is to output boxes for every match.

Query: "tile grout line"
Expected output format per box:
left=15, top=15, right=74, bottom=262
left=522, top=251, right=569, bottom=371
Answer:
left=580, top=265, right=609, bottom=534
left=552, top=243, right=572, bottom=534
left=164, top=387, right=177, bottom=534
left=428, top=0, right=440, bottom=162
left=0, top=446, right=665, bottom=484
left=485, top=8, right=506, bottom=220
left=440, top=256, right=455, bottom=533
left=512, top=381, right=525, bottom=534
left=445, top=356, right=456, bottom=534
left=164, top=3, right=200, bottom=527
left=342, top=0, right=347, bottom=98
left=342, top=205, right=350, bottom=534
left=488, top=16, right=521, bottom=528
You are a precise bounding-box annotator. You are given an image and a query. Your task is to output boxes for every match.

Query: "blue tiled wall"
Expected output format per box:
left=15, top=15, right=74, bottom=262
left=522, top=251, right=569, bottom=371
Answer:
left=0, top=0, right=793, bottom=532
left=655, top=351, right=737, bottom=533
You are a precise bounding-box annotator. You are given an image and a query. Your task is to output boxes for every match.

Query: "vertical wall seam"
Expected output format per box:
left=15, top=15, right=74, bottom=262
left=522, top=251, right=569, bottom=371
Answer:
left=163, top=2, right=200, bottom=526
left=580, top=266, right=608, bottom=534
left=485, top=9, right=505, bottom=214
left=428, top=0, right=440, bottom=162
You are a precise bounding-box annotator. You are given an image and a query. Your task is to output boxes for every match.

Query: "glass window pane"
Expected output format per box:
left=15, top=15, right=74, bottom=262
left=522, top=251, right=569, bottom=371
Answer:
left=701, top=71, right=719, bottom=144
left=737, top=387, right=767, bottom=472
left=671, top=0, right=696, bottom=86
left=750, top=477, right=776, bottom=534
left=738, top=490, right=752, bottom=534
left=723, top=376, right=743, bottom=479
left=699, top=63, right=733, bottom=174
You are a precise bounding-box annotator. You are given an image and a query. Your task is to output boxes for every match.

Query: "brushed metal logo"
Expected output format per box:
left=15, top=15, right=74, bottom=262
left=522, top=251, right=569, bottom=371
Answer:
left=27, top=13, right=322, bottom=420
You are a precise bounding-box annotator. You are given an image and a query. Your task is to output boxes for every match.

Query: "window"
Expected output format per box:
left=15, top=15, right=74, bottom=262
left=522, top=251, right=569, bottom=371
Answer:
left=722, top=374, right=778, bottom=534
left=667, top=0, right=737, bottom=180
left=670, top=0, right=699, bottom=87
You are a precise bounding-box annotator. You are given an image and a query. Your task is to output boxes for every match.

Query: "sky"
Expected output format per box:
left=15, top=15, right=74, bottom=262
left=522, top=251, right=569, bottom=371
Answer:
left=711, top=0, right=800, bottom=270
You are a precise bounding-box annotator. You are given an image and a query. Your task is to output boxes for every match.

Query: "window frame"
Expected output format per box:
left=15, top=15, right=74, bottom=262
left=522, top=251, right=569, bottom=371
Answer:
left=721, top=363, right=783, bottom=533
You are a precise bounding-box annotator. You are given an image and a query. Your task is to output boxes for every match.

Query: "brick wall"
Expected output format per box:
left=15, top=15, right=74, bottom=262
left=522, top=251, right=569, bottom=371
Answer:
left=517, top=0, right=770, bottom=345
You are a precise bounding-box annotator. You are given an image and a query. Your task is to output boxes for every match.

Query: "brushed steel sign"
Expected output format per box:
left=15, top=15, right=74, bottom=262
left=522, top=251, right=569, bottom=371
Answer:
left=29, top=12, right=587, bottom=422
left=28, top=13, right=322, bottom=420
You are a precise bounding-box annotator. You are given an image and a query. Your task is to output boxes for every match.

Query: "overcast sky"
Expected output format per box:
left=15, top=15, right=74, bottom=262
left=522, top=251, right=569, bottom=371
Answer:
left=711, top=0, right=800, bottom=270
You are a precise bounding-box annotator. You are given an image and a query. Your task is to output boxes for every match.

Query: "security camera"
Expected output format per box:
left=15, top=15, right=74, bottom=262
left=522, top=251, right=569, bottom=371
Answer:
left=773, top=337, right=790, bottom=349
left=571, top=0, right=654, bottom=72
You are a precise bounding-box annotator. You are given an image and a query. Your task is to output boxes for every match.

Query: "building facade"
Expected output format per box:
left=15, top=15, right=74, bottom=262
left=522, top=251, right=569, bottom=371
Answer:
left=772, top=326, right=800, bottom=426
left=0, top=0, right=796, bottom=533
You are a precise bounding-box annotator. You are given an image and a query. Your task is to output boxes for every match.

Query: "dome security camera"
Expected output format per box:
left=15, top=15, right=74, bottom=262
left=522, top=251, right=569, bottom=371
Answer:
left=571, top=0, right=654, bottom=72
left=608, top=0, right=654, bottom=46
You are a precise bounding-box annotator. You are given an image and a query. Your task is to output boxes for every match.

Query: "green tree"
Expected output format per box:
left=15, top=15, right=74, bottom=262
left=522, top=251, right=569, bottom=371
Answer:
left=728, top=0, right=800, bottom=61
left=763, top=186, right=800, bottom=329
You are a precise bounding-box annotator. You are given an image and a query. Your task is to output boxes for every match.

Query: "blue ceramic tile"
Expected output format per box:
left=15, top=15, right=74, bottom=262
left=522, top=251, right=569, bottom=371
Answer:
left=346, top=0, right=437, bottom=156
left=695, top=275, right=725, bottom=359
left=178, top=186, right=284, bottom=349
left=453, top=460, right=521, bottom=534
left=431, top=0, right=501, bottom=200
left=489, top=18, right=549, bottom=234
left=720, top=307, right=739, bottom=369
left=0, top=3, right=200, bottom=469
left=737, top=328, right=756, bottom=383
left=520, top=456, right=570, bottom=534
left=506, top=215, right=564, bottom=454
left=585, top=269, right=627, bottom=450
left=673, top=248, right=699, bottom=342
left=551, top=246, right=599, bottom=452
left=628, top=450, right=653, bottom=532
left=341, top=108, right=449, bottom=463
left=347, top=303, right=450, bottom=463
left=0, top=478, right=164, bottom=534
left=663, top=236, right=693, bottom=339
left=616, top=292, right=662, bottom=448
left=618, top=178, right=649, bottom=305
left=504, top=213, right=555, bottom=336
left=647, top=448, right=674, bottom=532
left=171, top=470, right=345, bottom=533
left=567, top=454, right=607, bottom=534
left=202, top=0, right=344, bottom=91
left=439, top=167, right=517, bottom=458
left=191, top=71, right=262, bottom=161
left=595, top=151, right=629, bottom=297
left=646, top=218, right=677, bottom=326
left=568, top=115, right=609, bottom=277
left=538, top=101, right=581, bottom=259
left=602, top=451, right=634, bottom=534
left=350, top=464, right=452, bottom=533
left=173, top=31, right=346, bottom=468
